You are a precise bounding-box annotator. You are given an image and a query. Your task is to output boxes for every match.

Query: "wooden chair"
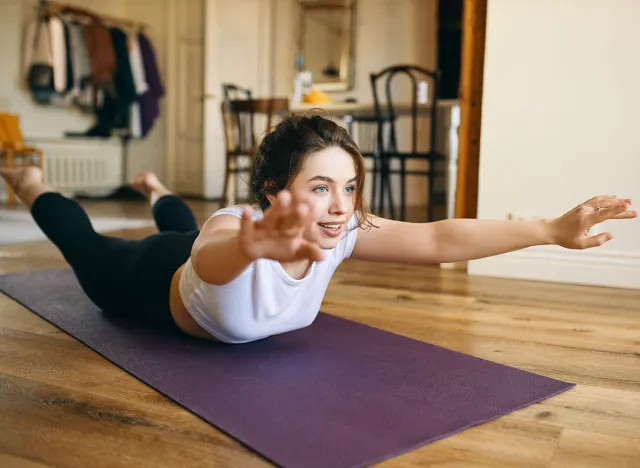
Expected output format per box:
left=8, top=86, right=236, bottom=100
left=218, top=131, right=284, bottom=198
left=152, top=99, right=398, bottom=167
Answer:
left=369, top=65, right=447, bottom=222
left=0, top=113, right=44, bottom=206
left=345, top=114, right=395, bottom=216
left=222, top=83, right=252, bottom=101
left=220, top=98, right=289, bottom=205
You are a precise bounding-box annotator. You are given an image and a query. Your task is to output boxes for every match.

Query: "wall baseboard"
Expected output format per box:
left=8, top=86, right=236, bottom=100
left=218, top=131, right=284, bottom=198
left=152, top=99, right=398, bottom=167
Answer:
left=468, top=246, right=640, bottom=290
left=440, top=261, right=468, bottom=271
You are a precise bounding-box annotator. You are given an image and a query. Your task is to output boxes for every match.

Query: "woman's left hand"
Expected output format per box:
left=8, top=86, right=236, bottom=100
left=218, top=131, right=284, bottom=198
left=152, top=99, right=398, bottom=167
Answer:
left=548, top=196, right=638, bottom=250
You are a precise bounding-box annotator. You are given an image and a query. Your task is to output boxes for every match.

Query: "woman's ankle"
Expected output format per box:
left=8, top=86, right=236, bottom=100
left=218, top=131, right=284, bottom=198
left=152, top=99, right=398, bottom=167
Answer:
left=20, top=184, right=57, bottom=210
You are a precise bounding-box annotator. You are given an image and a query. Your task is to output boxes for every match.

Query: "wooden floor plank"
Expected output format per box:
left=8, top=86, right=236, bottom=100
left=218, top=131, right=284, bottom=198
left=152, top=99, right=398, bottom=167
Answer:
left=509, top=384, right=640, bottom=439
left=378, top=419, right=562, bottom=468
left=0, top=372, right=269, bottom=468
left=549, top=429, right=640, bottom=468
left=0, top=454, right=53, bottom=468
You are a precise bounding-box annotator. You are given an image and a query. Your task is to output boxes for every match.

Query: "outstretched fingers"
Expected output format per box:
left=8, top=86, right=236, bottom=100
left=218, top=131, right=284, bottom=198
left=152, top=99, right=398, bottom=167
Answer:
left=239, top=206, right=255, bottom=239
left=278, top=196, right=311, bottom=235
left=611, top=209, right=640, bottom=220
left=297, top=240, right=325, bottom=262
left=262, top=190, right=293, bottom=231
left=578, top=231, right=614, bottom=249
left=592, top=199, right=637, bottom=222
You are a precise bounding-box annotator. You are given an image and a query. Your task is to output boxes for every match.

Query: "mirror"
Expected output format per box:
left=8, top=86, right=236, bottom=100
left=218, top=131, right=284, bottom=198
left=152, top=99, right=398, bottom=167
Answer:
left=297, top=0, right=356, bottom=92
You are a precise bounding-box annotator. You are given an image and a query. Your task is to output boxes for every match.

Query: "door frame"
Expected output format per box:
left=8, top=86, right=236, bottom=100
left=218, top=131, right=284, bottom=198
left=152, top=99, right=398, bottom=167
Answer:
left=164, top=0, right=208, bottom=196
left=454, top=0, right=487, bottom=219
left=164, top=0, right=178, bottom=191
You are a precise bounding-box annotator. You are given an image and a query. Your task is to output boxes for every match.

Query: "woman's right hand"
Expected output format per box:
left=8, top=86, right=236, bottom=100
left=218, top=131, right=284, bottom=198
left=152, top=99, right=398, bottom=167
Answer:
left=238, top=190, right=324, bottom=263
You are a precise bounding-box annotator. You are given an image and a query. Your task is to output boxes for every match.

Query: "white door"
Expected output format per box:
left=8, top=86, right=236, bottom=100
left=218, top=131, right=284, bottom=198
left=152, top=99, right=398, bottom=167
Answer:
left=202, top=0, right=274, bottom=200
left=165, top=0, right=206, bottom=195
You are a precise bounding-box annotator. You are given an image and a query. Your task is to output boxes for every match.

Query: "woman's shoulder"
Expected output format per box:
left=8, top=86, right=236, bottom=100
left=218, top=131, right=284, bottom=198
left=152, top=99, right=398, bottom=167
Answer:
left=209, top=204, right=264, bottom=221
left=341, top=211, right=359, bottom=258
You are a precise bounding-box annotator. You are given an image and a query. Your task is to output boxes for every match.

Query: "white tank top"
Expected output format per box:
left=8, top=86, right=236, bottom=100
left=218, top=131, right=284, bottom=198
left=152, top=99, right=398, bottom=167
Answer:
left=179, top=205, right=358, bottom=343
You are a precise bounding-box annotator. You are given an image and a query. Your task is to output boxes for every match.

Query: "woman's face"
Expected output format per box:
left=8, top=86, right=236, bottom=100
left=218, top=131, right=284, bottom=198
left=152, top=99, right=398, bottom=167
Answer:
left=286, top=146, right=358, bottom=250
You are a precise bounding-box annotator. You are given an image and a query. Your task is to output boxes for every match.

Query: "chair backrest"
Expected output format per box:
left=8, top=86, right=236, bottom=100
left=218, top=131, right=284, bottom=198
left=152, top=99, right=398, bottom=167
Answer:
left=0, top=113, right=25, bottom=150
left=0, top=115, right=10, bottom=150
left=347, top=116, right=380, bottom=157
left=369, top=64, right=441, bottom=156
left=221, top=98, right=290, bottom=154
left=222, top=83, right=252, bottom=101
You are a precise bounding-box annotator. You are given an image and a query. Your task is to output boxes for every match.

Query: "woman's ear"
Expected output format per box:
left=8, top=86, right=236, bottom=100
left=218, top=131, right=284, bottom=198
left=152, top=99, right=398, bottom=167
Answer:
left=264, top=180, right=277, bottom=204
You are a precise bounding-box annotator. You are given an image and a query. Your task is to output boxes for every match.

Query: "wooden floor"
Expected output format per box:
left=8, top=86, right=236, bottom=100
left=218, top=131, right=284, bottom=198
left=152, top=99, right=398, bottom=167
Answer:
left=1, top=199, right=639, bottom=468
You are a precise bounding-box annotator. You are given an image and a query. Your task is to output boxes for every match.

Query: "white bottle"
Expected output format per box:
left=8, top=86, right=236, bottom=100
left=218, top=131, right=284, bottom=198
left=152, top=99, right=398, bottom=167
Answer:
left=417, top=80, right=429, bottom=104
left=292, top=71, right=313, bottom=105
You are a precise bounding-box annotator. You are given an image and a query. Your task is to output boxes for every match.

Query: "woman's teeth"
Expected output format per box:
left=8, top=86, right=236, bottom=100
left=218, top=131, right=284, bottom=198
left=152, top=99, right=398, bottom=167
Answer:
left=319, top=223, right=340, bottom=230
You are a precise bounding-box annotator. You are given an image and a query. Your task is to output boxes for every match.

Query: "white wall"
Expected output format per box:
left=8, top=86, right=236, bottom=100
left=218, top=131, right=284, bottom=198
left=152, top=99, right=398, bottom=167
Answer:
left=201, top=0, right=273, bottom=199
left=0, top=0, right=168, bottom=180
left=468, top=0, right=640, bottom=289
left=272, top=0, right=437, bottom=102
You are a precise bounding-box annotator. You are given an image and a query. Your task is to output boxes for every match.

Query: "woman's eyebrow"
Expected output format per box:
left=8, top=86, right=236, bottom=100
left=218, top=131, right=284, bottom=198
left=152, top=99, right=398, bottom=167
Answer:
left=307, top=176, right=357, bottom=183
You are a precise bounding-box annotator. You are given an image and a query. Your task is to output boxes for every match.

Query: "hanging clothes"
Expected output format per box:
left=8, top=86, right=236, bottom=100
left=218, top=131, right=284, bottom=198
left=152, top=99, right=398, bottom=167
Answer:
left=137, top=32, right=164, bottom=137
left=59, top=18, right=104, bottom=114
left=67, top=22, right=92, bottom=96
left=109, top=27, right=137, bottom=104
left=48, top=19, right=76, bottom=108
left=84, top=17, right=116, bottom=88
left=82, top=26, right=138, bottom=136
left=107, top=26, right=137, bottom=130
left=48, top=16, right=67, bottom=93
left=62, top=20, right=73, bottom=93
left=23, top=20, right=59, bottom=104
left=21, top=8, right=164, bottom=139
left=128, top=33, right=148, bottom=96
left=23, top=21, right=44, bottom=81
left=128, top=31, right=148, bottom=138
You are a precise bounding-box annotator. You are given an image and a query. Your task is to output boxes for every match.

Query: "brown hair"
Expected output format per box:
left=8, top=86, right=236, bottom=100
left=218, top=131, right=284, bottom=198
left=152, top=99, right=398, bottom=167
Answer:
left=249, top=114, right=374, bottom=230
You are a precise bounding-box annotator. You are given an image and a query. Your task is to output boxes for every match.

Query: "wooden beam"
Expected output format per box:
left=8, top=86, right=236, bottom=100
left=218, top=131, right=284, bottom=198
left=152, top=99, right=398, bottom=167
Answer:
left=455, top=0, right=487, bottom=219
left=41, top=1, right=147, bottom=30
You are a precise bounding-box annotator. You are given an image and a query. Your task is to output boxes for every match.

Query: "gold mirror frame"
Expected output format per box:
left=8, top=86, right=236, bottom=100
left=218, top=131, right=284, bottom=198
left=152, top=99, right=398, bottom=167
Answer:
left=296, top=0, right=357, bottom=92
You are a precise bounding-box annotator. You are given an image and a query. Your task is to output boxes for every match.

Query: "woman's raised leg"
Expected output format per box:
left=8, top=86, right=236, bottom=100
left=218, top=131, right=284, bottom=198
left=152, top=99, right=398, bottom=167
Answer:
left=0, top=166, right=130, bottom=310
left=130, top=171, right=199, bottom=233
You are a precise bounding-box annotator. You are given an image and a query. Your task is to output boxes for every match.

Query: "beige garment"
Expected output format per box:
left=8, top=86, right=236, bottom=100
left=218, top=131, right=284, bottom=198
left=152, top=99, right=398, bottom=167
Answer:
left=48, top=17, right=67, bottom=93
left=67, top=22, right=92, bottom=96
left=22, top=20, right=53, bottom=80
left=129, top=33, right=149, bottom=95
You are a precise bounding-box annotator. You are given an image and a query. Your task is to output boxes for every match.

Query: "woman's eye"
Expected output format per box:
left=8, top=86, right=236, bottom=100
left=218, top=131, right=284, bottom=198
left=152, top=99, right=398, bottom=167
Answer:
left=345, top=185, right=356, bottom=193
left=313, top=186, right=328, bottom=193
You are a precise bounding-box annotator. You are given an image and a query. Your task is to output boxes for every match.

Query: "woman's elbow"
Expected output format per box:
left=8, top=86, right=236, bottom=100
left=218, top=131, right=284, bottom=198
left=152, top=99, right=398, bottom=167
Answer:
left=190, top=246, right=228, bottom=286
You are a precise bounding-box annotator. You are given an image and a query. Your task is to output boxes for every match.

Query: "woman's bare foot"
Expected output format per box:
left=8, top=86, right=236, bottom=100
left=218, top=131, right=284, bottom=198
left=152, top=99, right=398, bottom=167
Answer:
left=0, top=167, right=55, bottom=209
left=130, top=171, right=172, bottom=206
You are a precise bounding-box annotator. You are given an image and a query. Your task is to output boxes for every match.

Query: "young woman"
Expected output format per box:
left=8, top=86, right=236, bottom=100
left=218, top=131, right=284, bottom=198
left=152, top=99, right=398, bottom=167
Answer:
left=1, top=115, right=636, bottom=344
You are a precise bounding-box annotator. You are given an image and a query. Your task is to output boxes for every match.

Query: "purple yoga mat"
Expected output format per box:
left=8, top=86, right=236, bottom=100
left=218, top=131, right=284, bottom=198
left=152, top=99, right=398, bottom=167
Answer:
left=0, top=269, right=574, bottom=468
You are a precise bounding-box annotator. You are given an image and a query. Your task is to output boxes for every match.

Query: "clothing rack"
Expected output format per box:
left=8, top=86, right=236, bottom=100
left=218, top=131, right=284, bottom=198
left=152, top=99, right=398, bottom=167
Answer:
left=38, top=0, right=147, bottom=30
left=30, top=0, right=157, bottom=201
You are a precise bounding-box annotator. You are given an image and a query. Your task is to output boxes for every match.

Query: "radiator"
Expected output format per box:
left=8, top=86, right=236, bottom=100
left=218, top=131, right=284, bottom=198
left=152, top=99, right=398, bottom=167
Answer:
left=0, top=138, right=124, bottom=200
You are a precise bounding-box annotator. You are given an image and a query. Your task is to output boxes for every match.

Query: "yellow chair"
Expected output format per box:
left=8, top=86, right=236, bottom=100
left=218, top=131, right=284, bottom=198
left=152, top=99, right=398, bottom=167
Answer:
left=0, top=113, right=44, bottom=205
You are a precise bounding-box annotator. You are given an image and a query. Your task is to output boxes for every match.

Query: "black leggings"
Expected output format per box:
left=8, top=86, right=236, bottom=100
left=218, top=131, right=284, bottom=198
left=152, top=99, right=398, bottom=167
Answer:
left=31, top=192, right=200, bottom=330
